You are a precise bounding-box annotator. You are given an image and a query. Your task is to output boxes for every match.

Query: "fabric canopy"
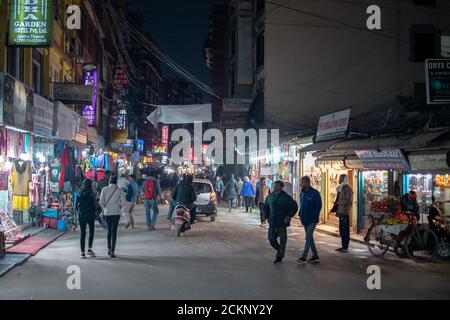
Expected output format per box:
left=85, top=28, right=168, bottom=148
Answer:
left=147, top=104, right=212, bottom=127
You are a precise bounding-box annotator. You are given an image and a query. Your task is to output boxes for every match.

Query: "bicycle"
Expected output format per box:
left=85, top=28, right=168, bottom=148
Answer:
left=364, top=211, right=439, bottom=263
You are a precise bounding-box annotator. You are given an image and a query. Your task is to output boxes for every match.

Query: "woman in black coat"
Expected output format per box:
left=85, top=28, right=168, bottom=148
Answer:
left=76, top=179, right=99, bottom=259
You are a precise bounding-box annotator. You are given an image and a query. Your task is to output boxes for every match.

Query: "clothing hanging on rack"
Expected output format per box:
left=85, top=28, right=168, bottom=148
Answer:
left=11, top=160, right=32, bottom=211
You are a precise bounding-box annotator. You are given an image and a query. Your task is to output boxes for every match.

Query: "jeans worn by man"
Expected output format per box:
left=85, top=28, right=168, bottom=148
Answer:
left=144, top=199, right=159, bottom=229
left=302, top=223, right=318, bottom=260
left=268, top=227, right=288, bottom=261
left=263, top=183, right=298, bottom=264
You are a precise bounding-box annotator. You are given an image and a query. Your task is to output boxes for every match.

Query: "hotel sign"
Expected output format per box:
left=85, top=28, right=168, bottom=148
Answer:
left=8, top=0, right=53, bottom=46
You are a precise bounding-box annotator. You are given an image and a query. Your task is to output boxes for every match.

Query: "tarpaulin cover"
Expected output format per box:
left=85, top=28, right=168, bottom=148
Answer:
left=147, top=104, right=212, bottom=127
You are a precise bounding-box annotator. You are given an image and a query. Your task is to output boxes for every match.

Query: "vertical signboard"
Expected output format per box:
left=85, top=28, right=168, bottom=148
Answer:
left=425, top=59, right=450, bottom=104
left=82, top=69, right=97, bottom=126
left=8, top=0, right=53, bottom=46
left=161, top=125, right=169, bottom=150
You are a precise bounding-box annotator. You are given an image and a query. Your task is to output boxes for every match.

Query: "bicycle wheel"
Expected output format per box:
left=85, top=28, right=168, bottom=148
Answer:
left=366, top=223, right=390, bottom=257
left=405, top=227, right=439, bottom=263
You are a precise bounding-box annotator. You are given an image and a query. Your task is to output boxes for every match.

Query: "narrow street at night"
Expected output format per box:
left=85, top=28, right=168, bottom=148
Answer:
left=1, top=205, right=449, bottom=300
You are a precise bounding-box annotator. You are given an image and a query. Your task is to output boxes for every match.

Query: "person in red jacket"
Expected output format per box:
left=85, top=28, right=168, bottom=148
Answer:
left=143, top=172, right=161, bottom=231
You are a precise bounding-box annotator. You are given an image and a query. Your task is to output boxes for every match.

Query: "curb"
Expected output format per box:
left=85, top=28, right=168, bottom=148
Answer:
left=312, top=227, right=368, bottom=246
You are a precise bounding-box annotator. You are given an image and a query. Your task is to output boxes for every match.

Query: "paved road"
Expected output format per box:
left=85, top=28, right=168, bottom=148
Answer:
left=0, top=205, right=449, bottom=300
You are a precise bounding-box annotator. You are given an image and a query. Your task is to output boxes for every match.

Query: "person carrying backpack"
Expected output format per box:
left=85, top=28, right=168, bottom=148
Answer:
left=143, top=172, right=161, bottom=231
left=124, top=174, right=138, bottom=229
left=225, top=174, right=238, bottom=212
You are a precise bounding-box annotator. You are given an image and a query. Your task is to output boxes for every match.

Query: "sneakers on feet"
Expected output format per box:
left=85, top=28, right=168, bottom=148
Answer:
left=297, top=256, right=307, bottom=264
left=110, top=253, right=116, bottom=258
left=87, top=250, right=96, bottom=257
left=308, top=256, right=320, bottom=264
left=81, top=253, right=86, bottom=259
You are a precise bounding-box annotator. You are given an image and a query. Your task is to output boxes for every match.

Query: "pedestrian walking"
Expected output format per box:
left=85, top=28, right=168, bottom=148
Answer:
left=241, top=176, right=255, bottom=213
left=225, top=174, right=238, bottom=212
left=117, top=173, right=129, bottom=191
left=334, top=174, right=353, bottom=253
left=236, top=177, right=244, bottom=208
left=143, top=172, right=162, bottom=230
left=298, top=176, right=322, bottom=264
left=255, top=177, right=271, bottom=226
left=124, top=174, right=138, bottom=229
left=76, top=179, right=98, bottom=259
left=99, top=175, right=126, bottom=258
left=263, top=180, right=298, bottom=264
left=214, top=176, right=225, bottom=207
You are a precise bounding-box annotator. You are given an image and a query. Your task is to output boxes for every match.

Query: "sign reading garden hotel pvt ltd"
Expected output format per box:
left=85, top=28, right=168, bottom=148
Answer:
left=8, top=0, right=53, bottom=46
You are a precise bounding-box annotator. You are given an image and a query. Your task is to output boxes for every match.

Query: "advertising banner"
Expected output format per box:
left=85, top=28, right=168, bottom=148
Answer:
left=425, top=59, right=450, bottom=104
left=8, top=0, right=53, bottom=46
left=316, top=108, right=351, bottom=142
left=147, top=104, right=212, bottom=127
left=33, top=93, right=54, bottom=138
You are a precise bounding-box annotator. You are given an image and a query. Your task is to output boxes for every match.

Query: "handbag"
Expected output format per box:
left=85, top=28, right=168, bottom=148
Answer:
left=331, top=192, right=340, bottom=213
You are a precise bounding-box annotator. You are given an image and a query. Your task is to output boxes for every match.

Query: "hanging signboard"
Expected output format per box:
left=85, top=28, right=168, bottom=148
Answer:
left=222, top=98, right=253, bottom=112
left=425, top=59, right=450, bottom=104
left=55, top=102, right=73, bottom=141
left=113, top=65, right=129, bottom=96
left=49, top=83, right=94, bottom=104
left=82, top=69, right=98, bottom=126
left=355, top=149, right=410, bottom=170
left=1, top=73, right=34, bottom=131
left=220, top=111, right=247, bottom=129
left=33, top=93, right=54, bottom=138
left=8, top=0, right=53, bottom=47
left=316, top=108, right=351, bottom=142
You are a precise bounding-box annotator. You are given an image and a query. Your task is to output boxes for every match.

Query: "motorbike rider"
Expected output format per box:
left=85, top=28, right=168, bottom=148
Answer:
left=171, top=174, right=197, bottom=224
left=401, top=191, right=420, bottom=221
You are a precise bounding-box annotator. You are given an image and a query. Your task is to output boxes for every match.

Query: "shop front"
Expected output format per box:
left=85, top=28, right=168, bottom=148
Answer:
left=403, top=151, right=450, bottom=221
left=0, top=73, right=35, bottom=236
left=314, top=156, right=358, bottom=230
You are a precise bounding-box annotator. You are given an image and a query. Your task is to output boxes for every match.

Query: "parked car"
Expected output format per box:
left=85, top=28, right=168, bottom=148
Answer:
left=192, top=179, right=218, bottom=221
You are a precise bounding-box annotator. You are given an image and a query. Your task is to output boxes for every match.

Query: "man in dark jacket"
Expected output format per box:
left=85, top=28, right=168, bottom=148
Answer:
left=263, top=180, right=298, bottom=264
left=171, top=175, right=197, bottom=224
left=298, top=176, right=322, bottom=264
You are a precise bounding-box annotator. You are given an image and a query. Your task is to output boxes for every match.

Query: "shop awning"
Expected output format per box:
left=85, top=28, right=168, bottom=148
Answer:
left=300, top=139, right=343, bottom=152
left=330, top=130, right=448, bottom=151
left=343, top=155, right=365, bottom=169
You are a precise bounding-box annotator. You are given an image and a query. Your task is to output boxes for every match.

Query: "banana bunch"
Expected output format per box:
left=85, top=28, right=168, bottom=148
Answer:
left=381, top=218, right=404, bottom=225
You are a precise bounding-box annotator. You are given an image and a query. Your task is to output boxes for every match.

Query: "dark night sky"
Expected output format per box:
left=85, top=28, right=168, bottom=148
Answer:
left=127, top=0, right=225, bottom=86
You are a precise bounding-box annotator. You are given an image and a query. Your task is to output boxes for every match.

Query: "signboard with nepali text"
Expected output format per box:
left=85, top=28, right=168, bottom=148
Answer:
left=8, top=0, right=53, bottom=46
left=316, top=108, right=351, bottom=142
left=82, top=69, right=98, bottom=126
left=425, top=59, right=450, bottom=104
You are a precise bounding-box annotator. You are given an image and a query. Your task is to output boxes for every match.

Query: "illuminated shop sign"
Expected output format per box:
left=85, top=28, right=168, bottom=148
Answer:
left=82, top=69, right=97, bottom=126
left=8, top=0, right=53, bottom=47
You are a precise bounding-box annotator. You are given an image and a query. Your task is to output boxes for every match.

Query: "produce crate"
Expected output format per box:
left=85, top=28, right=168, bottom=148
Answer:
left=381, top=224, right=408, bottom=235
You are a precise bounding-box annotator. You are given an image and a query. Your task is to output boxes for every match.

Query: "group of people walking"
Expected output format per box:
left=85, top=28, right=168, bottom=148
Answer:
left=75, top=169, right=356, bottom=265
left=213, top=175, right=273, bottom=227
left=75, top=172, right=154, bottom=259
left=263, top=174, right=354, bottom=264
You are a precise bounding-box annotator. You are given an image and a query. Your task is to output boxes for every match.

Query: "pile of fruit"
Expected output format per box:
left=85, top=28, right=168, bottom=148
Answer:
left=370, top=196, right=397, bottom=213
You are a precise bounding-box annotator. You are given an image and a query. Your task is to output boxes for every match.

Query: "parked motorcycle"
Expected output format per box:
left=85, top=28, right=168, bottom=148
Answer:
left=427, top=204, right=450, bottom=260
left=172, top=204, right=191, bottom=237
